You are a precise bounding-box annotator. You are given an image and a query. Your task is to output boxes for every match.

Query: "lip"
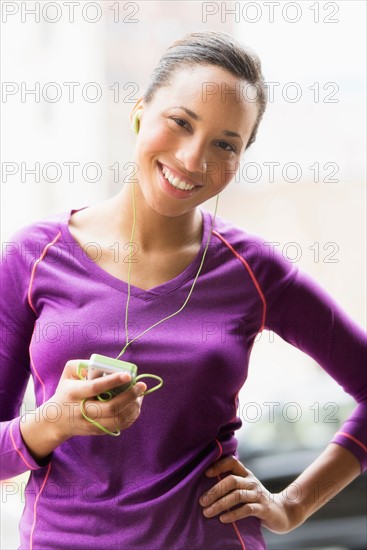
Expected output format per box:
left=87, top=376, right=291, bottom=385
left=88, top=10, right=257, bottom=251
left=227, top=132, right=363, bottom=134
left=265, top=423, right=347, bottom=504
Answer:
left=158, top=162, right=204, bottom=188
left=157, top=162, right=201, bottom=199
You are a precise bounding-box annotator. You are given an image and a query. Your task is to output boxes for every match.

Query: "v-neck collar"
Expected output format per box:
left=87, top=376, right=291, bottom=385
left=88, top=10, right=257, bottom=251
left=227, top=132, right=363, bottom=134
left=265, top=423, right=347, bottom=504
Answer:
left=60, top=206, right=213, bottom=301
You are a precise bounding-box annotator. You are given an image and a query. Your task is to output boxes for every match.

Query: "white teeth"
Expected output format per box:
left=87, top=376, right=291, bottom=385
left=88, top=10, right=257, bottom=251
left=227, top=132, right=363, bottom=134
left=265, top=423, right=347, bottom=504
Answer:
left=160, top=164, right=195, bottom=191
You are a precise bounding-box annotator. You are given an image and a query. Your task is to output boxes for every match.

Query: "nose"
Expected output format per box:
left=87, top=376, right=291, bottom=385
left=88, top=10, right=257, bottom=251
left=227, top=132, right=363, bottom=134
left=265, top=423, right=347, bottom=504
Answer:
left=174, top=140, right=208, bottom=175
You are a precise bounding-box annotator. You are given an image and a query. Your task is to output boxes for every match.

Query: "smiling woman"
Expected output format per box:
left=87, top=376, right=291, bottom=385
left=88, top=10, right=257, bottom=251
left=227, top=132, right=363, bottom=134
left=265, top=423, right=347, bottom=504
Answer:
left=126, top=63, right=259, bottom=234
left=0, top=30, right=366, bottom=550
left=67, top=33, right=264, bottom=290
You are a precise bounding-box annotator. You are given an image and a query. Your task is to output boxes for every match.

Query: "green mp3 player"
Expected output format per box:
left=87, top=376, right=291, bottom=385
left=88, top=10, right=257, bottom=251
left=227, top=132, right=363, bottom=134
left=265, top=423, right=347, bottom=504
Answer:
left=78, top=354, right=163, bottom=399
left=87, top=354, right=138, bottom=394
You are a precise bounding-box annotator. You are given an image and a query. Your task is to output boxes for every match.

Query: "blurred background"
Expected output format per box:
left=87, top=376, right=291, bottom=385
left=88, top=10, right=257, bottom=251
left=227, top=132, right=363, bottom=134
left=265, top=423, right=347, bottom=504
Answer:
left=1, top=1, right=366, bottom=548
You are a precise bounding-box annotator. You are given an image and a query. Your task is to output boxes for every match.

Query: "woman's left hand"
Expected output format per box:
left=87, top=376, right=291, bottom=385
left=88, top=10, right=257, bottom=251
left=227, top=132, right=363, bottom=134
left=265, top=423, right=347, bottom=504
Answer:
left=199, top=455, right=299, bottom=534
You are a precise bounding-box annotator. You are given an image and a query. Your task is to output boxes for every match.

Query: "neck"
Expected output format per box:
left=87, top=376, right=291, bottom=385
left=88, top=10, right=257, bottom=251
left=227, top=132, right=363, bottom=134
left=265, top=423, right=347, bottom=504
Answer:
left=110, top=183, right=203, bottom=253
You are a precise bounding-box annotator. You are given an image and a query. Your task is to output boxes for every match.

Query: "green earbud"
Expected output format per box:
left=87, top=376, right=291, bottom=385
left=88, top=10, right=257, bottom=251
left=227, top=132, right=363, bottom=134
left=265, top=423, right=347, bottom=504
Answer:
left=131, top=109, right=142, bottom=135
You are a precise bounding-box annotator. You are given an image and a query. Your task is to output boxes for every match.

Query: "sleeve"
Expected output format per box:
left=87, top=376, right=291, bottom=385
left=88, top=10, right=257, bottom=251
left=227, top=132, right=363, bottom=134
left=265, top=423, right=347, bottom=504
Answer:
left=259, top=252, right=367, bottom=473
left=0, top=231, right=52, bottom=480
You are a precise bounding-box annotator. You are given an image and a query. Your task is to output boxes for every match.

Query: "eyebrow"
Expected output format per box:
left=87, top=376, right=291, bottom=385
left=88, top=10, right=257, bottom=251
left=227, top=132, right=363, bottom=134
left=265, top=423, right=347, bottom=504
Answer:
left=173, top=106, right=243, bottom=143
left=174, top=106, right=200, bottom=121
left=222, top=130, right=243, bottom=142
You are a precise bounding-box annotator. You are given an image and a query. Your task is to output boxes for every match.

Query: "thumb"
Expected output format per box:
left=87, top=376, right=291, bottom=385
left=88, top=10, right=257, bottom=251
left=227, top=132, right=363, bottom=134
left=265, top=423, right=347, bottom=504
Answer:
left=205, top=455, right=249, bottom=477
left=61, top=359, right=89, bottom=381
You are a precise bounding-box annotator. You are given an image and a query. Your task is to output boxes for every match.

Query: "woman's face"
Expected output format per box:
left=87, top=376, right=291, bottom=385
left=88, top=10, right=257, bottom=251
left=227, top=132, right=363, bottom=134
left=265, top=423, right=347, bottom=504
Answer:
left=133, top=64, right=259, bottom=218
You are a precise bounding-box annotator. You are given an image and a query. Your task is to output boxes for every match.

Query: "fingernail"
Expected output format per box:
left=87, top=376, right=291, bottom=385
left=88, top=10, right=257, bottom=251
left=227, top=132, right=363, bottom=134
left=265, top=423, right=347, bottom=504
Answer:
left=219, top=516, right=225, bottom=523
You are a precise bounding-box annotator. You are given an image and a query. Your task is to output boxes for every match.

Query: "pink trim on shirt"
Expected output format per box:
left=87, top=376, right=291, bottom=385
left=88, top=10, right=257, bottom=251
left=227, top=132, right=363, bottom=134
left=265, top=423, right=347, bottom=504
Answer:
left=211, top=230, right=267, bottom=332
left=27, top=231, right=61, bottom=403
left=29, top=343, right=46, bottom=406
left=28, top=231, right=61, bottom=314
left=9, top=419, right=37, bottom=471
left=25, top=233, right=60, bottom=547
left=334, top=431, right=367, bottom=453
left=30, top=463, right=52, bottom=550
left=212, top=443, right=247, bottom=550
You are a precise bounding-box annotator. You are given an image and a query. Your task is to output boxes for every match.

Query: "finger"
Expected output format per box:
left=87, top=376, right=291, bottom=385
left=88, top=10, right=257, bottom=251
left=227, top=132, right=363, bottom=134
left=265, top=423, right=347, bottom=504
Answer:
left=62, top=360, right=132, bottom=387
left=83, top=398, right=105, bottom=421
left=115, top=399, right=143, bottom=427
left=218, top=502, right=264, bottom=524
left=130, top=381, right=147, bottom=396
left=81, top=372, right=133, bottom=399
left=61, top=360, right=89, bottom=380
left=108, top=381, right=147, bottom=404
left=199, top=475, right=248, bottom=507
left=205, top=455, right=249, bottom=477
left=202, top=488, right=260, bottom=518
left=112, top=383, right=147, bottom=410
left=88, top=382, right=147, bottom=419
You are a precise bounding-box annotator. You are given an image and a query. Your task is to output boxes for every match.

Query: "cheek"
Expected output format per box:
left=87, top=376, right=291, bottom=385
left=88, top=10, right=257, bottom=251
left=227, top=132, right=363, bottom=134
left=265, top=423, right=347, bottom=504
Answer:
left=140, top=121, right=175, bottom=155
left=212, top=159, right=239, bottom=189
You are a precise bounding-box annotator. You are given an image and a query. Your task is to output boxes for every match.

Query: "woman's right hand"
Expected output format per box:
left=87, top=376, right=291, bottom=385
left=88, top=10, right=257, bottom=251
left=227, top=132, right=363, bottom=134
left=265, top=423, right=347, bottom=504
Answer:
left=52, top=360, right=147, bottom=439
left=20, top=360, right=147, bottom=461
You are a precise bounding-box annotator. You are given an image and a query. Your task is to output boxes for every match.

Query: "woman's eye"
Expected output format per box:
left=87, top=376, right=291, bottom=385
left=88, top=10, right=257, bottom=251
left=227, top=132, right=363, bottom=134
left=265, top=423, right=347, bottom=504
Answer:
left=217, top=141, right=236, bottom=153
left=171, top=117, right=190, bottom=130
left=169, top=118, right=236, bottom=153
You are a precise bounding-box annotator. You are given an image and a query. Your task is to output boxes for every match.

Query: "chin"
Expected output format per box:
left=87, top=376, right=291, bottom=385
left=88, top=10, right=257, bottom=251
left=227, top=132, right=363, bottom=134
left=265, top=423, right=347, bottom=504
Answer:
left=144, top=172, right=192, bottom=216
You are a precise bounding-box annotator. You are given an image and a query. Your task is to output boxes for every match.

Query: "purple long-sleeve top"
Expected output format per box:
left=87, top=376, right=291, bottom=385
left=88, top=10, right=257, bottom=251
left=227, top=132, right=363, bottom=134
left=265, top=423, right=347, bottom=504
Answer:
left=1, top=206, right=366, bottom=550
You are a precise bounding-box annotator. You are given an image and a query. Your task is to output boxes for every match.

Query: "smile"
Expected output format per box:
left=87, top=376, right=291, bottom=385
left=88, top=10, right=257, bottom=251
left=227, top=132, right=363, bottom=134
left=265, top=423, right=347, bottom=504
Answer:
left=159, top=163, right=198, bottom=191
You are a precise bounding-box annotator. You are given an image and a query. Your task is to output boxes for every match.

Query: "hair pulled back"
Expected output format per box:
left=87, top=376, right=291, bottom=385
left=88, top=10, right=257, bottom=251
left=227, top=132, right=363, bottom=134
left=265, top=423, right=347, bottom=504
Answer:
left=143, top=30, right=267, bottom=149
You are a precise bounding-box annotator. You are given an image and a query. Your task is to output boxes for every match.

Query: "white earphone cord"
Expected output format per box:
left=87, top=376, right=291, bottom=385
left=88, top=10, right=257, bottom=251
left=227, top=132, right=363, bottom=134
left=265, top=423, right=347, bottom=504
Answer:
left=115, top=181, right=219, bottom=360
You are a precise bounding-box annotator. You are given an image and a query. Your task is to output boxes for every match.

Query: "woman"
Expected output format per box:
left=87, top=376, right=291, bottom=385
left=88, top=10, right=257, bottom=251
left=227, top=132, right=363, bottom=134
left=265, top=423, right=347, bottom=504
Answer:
left=1, top=30, right=366, bottom=550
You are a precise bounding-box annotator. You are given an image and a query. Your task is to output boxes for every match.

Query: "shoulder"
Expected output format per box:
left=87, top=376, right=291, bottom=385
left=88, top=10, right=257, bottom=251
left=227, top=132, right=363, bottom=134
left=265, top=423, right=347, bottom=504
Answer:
left=1, top=210, right=71, bottom=272
left=206, top=208, right=299, bottom=294
left=208, top=209, right=285, bottom=264
left=209, top=209, right=264, bottom=251
left=3, top=211, right=68, bottom=243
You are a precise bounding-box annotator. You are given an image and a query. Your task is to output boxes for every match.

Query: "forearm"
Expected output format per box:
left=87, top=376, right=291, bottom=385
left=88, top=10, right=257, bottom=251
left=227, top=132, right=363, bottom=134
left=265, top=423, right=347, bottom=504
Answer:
left=279, top=443, right=362, bottom=530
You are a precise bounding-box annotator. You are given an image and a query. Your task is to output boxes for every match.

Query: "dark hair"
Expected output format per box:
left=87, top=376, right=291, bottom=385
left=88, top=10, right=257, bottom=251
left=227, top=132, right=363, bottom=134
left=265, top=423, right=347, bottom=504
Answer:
left=143, top=30, right=267, bottom=149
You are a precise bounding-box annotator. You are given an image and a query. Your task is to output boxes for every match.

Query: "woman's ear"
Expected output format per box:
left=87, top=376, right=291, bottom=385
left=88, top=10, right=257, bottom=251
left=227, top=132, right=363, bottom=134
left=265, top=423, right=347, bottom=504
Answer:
left=131, top=109, right=143, bottom=134
left=130, top=98, right=144, bottom=134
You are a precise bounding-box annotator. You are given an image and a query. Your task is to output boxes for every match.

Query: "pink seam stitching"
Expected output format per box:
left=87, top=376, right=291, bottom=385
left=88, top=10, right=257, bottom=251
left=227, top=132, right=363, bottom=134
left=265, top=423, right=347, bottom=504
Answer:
left=334, top=431, right=367, bottom=453
left=29, top=463, right=52, bottom=550
left=211, top=229, right=266, bottom=332
left=9, top=419, right=38, bottom=471
left=29, top=343, right=46, bottom=406
left=211, top=230, right=265, bottom=550
left=213, top=439, right=247, bottom=549
left=26, top=231, right=60, bottom=550
left=27, top=231, right=61, bottom=313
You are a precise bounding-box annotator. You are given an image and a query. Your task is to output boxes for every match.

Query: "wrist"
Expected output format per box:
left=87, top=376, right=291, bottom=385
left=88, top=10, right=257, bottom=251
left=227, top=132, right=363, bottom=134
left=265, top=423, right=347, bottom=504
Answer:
left=20, top=403, right=70, bottom=462
left=39, top=400, right=72, bottom=445
left=273, top=491, right=306, bottom=532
